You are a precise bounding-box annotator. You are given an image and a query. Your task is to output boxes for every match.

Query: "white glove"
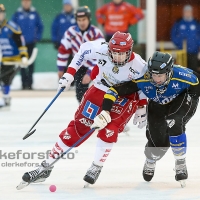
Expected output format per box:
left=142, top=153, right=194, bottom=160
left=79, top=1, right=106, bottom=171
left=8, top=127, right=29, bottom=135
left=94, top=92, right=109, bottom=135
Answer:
left=91, top=110, right=111, bottom=130
left=133, top=106, right=147, bottom=129
left=57, top=73, right=74, bottom=92
left=21, top=57, right=28, bottom=67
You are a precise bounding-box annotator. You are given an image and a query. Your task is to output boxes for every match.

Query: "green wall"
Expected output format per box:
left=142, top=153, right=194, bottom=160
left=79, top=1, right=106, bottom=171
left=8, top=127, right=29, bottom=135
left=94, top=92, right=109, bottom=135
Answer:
left=1, top=0, right=62, bottom=40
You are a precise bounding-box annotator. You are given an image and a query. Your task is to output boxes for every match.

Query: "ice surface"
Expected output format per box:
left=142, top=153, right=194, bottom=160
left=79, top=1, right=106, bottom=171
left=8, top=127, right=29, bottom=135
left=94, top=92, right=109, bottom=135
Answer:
left=0, top=91, right=200, bottom=200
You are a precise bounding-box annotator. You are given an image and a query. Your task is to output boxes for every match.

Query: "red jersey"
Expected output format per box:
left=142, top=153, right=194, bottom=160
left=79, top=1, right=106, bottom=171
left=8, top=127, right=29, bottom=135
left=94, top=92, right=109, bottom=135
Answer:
left=96, top=2, right=144, bottom=35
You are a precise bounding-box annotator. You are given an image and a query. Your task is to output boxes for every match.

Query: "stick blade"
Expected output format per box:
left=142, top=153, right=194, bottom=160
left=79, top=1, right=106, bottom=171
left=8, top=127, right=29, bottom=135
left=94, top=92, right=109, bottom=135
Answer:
left=23, top=129, right=36, bottom=140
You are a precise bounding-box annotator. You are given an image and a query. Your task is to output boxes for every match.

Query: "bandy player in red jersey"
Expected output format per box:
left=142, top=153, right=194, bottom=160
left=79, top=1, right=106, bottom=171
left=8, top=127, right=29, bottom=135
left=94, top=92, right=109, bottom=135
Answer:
left=17, top=31, right=148, bottom=189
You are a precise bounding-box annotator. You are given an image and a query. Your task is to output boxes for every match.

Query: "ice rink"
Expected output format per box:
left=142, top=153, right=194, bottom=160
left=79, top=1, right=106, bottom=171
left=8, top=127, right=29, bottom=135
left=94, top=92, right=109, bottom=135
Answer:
left=1, top=90, right=200, bottom=200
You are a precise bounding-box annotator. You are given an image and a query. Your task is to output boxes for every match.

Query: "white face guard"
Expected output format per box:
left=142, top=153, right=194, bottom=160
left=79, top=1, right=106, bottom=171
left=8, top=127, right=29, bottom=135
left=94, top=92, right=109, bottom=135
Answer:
left=108, top=48, right=132, bottom=67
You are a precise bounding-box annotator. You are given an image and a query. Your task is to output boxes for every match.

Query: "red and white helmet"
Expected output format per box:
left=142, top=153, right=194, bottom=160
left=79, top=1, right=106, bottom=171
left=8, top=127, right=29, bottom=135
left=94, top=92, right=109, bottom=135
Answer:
left=108, top=31, right=134, bottom=67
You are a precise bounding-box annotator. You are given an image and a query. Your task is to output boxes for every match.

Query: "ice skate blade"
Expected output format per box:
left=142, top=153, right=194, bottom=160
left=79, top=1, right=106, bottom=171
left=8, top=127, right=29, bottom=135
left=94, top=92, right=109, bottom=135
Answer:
left=83, top=182, right=90, bottom=188
left=32, top=178, right=46, bottom=183
left=16, top=180, right=29, bottom=190
left=179, top=180, right=186, bottom=188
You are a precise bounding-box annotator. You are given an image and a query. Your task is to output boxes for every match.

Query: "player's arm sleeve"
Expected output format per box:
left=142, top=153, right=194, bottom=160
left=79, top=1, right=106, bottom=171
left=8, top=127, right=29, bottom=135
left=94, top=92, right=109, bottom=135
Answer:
left=35, top=12, right=44, bottom=42
left=187, top=72, right=200, bottom=97
left=137, top=90, right=148, bottom=106
left=12, top=31, right=28, bottom=58
left=51, top=16, right=58, bottom=42
left=96, top=5, right=107, bottom=25
left=170, top=22, right=183, bottom=49
left=102, top=81, right=140, bottom=111
left=67, top=41, right=98, bottom=76
left=11, top=13, right=18, bottom=23
left=129, top=5, right=144, bottom=25
left=57, top=31, right=72, bottom=72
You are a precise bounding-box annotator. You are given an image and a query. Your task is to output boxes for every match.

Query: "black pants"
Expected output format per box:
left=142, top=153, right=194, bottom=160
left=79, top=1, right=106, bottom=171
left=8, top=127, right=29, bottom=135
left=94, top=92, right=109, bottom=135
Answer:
left=21, top=43, right=35, bottom=89
left=187, top=53, right=199, bottom=72
left=74, top=66, right=89, bottom=103
left=0, top=64, right=17, bottom=85
left=145, top=92, right=199, bottom=161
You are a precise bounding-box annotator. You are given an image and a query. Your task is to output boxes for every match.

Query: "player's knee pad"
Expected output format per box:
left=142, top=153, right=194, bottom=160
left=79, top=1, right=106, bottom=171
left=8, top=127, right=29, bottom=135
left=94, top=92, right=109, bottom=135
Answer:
left=169, top=133, right=187, bottom=160
left=59, top=121, right=94, bottom=147
left=97, top=124, right=118, bottom=143
left=144, top=145, right=169, bottom=161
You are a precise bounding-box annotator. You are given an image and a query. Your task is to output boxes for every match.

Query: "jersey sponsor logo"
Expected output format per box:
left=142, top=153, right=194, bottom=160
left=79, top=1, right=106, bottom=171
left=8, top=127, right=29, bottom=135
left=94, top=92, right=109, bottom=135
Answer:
left=98, top=59, right=107, bottom=66
left=112, top=66, right=119, bottom=74
left=144, top=86, right=153, bottom=93
left=76, top=49, right=91, bottom=66
left=186, top=94, right=191, bottom=105
left=115, top=97, right=128, bottom=106
left=172, top=83, right=181, bottom=89
left=161, top=94, right=178, bottom=104
left=127, top=102, right=132, bottom=113
left=63, top=131, right=71, bottom=140
left=179, top=71, right=191, bottom=78
left=128, top=74, right=133, bottom=80
left=82, top=101, right=99, bottom=120
left=129, top=67, right=139, bottom=75
left=111, top=105, right=123, bottom=114
left=166, top=119, right=175, bottom=128
left=105, top=129, right=114, bottom=138
left=79, top=118, right=93, bottom=127
left=150, top=152, right=160, bottom=160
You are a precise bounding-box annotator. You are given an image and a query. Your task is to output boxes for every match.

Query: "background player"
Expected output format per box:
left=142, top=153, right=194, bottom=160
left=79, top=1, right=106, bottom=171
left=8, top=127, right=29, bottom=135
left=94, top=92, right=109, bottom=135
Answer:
left=0, top=4, right=28, bottom=107
left=57, top=6, right=105, bottom=103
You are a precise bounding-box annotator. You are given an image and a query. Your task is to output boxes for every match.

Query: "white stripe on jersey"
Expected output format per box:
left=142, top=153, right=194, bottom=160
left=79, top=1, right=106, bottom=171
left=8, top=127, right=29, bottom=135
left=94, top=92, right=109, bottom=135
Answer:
left=57, top=25, right=105, bottom=69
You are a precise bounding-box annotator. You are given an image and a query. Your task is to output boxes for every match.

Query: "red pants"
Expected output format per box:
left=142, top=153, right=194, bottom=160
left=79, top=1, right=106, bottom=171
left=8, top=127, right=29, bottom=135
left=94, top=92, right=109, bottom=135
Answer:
left=59, top=86, right=139, bottom=146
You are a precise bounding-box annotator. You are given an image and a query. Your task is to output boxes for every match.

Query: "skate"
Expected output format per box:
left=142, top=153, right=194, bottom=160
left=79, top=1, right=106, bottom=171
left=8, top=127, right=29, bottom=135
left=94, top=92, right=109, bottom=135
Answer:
left=16, top=161, right=54, bottom=190
left=83, top=162, right=103, bottom=187
left=143, top=159, right=156, bottom=182
left=3, top=95, right=11, bottom=106
left=175, top=158, right=188, bottom=188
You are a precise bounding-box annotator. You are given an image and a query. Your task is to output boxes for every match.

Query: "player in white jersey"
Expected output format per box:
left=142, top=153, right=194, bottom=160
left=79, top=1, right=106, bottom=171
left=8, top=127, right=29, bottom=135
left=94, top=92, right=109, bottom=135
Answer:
left=17, top=31, right=147, bottom=189
left=57, top=6, right=105, bottom=103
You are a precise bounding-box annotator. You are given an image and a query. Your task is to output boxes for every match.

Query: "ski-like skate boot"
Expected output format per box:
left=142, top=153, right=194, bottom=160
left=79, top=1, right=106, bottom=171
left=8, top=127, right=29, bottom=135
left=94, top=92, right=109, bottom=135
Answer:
left=3, top=95, right=11, bottom=106
left=143, top=159, right=156, bottom=182
left=175, top=158, right=188, bottom=188
left=16, top=161, right=54, bottom=190
left=83, top=162, right=103, bottom=187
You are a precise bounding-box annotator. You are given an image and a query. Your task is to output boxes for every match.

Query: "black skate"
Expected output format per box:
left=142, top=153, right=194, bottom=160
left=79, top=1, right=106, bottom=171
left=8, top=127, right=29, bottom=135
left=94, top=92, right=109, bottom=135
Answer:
left=16, top=161, right=54, bottom=190
left=3, top=96, right=11, bottom=106
left=143, top=159, right=156, bottom=182
left=83, top=162, right=103, bottom=187
left=175, top=159, right=188, bottom=188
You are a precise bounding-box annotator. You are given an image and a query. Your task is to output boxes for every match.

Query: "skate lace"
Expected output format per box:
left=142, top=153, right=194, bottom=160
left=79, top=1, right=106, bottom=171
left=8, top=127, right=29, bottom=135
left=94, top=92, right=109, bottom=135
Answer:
left=144, top=161, right=156, bottom=175
left=28, top=168, right=41, bottom=180
left=175, top=163, right=187, bottom=175
left=87, top=164, right=102, bottom=179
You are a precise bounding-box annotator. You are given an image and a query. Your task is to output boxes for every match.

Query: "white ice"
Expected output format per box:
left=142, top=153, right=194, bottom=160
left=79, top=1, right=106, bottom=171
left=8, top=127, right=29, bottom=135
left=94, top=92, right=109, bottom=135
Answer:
left=0, top=91, right=200, bottom=200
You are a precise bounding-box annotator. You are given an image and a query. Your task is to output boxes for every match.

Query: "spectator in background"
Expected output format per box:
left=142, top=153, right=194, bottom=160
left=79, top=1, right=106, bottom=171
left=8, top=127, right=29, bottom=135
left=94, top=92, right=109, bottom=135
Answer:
left=96, top=0, right=144, bottom=42
left=12, top=0, right=43, bottom=90
left=171, top=5, right=200, bottom=72
left=0, top=4, right=28, bottom=108
left=51, top=0, right=76, bottom=49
